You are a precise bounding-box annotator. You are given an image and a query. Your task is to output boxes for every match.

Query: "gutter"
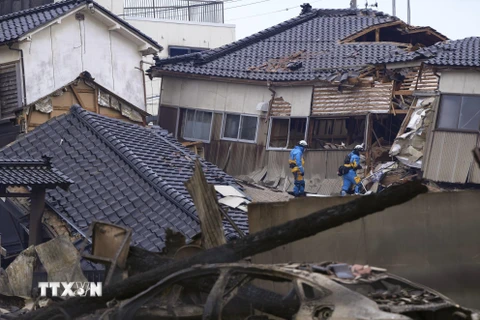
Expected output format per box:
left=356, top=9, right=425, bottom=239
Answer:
left=265, top=82, right=276, bottom=123
left=7, top=44, right=27, bottom=116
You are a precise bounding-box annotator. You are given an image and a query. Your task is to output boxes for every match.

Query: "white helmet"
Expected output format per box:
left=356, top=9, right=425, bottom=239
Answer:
left=299, top=140, right=308, bottom=147
left=354, top=144, right=364, bottom=151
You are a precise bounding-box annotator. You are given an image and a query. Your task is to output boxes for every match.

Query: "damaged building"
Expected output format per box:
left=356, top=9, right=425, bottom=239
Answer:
left=148, top=6, right=447, bottom=195
left=0, top=105, right=249, bottom=271
left=382, top=37, right=480, bottom=186
left=0, top=0, right=162, bottom=147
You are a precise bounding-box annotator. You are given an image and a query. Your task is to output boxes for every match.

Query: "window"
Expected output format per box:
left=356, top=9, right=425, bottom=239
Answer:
left=268, top=118, right=307, bottom=149
left=182, top=109, right=213, bottom=142
left=0, top=63, right=22, bottom=120
left=222, top=113, right=258, bottom=142
left=168, top=46, right=206, bottom=57
left=437, top=94, right=480, bottom=132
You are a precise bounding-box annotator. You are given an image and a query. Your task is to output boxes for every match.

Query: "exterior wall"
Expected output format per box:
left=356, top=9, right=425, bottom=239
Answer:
left=248, top=191, right=480, bottom=309
left=0, top=47, right=20, bottom=65
left=162, top=77, right=270, bottom=115
left=275, top=86, right=312, bottom=117
left=11, top=10, right=146, bottom=110
left=125, top=18, right=235, bottom=115
left=423, top=70, right=480, bottom=183
left=124, top=18, right=236, bottom=60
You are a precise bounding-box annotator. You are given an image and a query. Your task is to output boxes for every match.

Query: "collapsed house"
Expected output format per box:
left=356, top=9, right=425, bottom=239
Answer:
left=382, top=37, right=480, bottom=186
left=0, top=106, right=249, bottom=271
left=148, top=5, right=447, bottom=195
left=0, top=0, right=162, bottom=147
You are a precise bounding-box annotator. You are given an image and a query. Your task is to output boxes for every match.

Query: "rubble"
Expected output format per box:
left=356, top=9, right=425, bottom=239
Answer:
left=19, top=181, right=428, bottom=320
left=390, top=97, right=435, bottom=169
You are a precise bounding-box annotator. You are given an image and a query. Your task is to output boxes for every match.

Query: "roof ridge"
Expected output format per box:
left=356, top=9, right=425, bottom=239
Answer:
left=69, top=106, right=200, bottom=223
left=155, top=8, right=393, bottom=68
left=0, top=0, right=81, bottom=22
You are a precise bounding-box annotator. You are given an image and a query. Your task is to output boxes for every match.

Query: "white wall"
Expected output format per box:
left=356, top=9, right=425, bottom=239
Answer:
left=125, top=18, right=236, bottom=59
left=0, top=46, right=20, bottom=65
left=15, top=9, right=146, bottom=109
left=125, top=18, right=236, bottom=115
left=162, top=77, right=314, bottom=117
left=439, top=70, right=480, bottom=95
left=275, top=86, right=313, bottom=117
left=162, top=77, right=271, bottom=115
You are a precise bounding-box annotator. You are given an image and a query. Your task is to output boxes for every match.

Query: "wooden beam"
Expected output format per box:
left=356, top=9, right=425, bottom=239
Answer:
left=70, top=85, right=87, bottom=109
left=394, top=90, right=414, bottom=96
left=29, top=188, right=46, bottom=246
left=375, top=28, right=380, bottom=42
left=0, top=193, right=32, bottom=197
left=340, top=20, right=404, bottom=43
left=94, top=87, right=100, bottom=114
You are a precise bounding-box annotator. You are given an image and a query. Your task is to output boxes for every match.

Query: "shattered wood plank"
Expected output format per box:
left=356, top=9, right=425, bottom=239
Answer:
left=6, top=246, right=36, bottom=297
left=35, top=236, right=87, bottom=283
left=21, top=181, right=428, bottom=320
left=185, top=160, right=226, bottom=249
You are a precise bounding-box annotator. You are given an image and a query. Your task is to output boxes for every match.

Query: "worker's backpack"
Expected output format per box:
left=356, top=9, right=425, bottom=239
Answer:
left=337, top=165, right=350, bottom=176
left=343, top=153, right=351, bottom=164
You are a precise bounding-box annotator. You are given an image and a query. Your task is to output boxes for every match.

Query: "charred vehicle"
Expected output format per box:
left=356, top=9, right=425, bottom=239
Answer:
left=110, top=262, right=479, bottom=320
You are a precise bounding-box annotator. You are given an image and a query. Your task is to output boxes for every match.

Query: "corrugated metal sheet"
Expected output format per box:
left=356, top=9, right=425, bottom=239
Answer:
left=270, top=97, right=291, bottom=117
left=424, top=131, right=478, bottom=183
left=0, top=64, right=21, bottom=120
left=312, top=83, right=393, bottom=116
left=399, top=67, right=439, bottom=92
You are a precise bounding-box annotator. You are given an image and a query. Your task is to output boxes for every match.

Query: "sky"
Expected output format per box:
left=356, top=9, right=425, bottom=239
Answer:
left=223, top=0, right=480, bottom=41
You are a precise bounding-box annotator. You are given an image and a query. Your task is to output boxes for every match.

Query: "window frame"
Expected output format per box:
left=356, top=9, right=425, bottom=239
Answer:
left=435, top=93, right=480, bottom=133
left=220, top=112, right=259, bottom=144
left=266, top=116, right=309, bottom=151
left=180, top=108, right=214, bottom=143
left=168, top=46, right=207, bottom=57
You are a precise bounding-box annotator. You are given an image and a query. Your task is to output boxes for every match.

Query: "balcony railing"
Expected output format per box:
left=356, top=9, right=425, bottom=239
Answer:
left=123, top=0, right=224, bottom=24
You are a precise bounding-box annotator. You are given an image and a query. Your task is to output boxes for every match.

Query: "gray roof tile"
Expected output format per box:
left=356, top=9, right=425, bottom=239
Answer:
left=151, top=8, right=406, bottom=82
left=382, top=37, right=480, bottom=67
left=0, top=106, right=247, bottom=251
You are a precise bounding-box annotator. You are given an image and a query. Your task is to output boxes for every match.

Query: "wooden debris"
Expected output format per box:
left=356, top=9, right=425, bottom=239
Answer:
left=185, top=160, right=226, bottom=249
left=20, top=181, right=428, bottom=320
left=36, top=236, right=87, bottom=283
left=6, top=246, right=36, bottom=297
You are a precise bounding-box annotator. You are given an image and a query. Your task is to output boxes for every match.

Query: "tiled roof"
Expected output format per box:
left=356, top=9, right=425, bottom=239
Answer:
left=0, top=0, right=162, bottom=49
left=0, top=157, right=73, bottom=189
left=382, top=37, right=480, bottom=67
left=151, top=8, right=419, bottom=82
left=0, top=106, right=247, bottom=251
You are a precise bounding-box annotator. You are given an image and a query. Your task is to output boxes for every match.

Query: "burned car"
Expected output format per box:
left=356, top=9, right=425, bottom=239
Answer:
left=110, top=262, right=479, bottom=320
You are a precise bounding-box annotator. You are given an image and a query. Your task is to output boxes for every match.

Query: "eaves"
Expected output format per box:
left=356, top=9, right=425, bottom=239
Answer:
left=2, top=3, right=163, bottom=53
left=152, top=70, right=331, bottom=87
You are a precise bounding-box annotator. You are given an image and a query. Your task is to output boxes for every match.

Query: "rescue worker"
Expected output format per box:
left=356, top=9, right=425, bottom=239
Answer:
left=341, top=144, right=364, bottom=196
left=289, top=140, right=308, bottom=197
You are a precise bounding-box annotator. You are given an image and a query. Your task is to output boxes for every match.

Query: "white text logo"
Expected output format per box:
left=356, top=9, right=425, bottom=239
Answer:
left=38, top=282, right=102, bottom=297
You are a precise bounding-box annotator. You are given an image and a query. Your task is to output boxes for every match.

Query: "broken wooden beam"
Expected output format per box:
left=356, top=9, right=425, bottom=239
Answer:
left=20, top=181, right=428, bottom=320
left=185, top=160, right=227, bottom=249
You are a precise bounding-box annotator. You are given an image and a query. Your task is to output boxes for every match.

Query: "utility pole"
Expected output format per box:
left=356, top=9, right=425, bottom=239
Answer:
left=350, top=0, right=357, bottom=9
left=392, top=0, right=396, bottom=16
left=407, top=0, right=411, bottom=24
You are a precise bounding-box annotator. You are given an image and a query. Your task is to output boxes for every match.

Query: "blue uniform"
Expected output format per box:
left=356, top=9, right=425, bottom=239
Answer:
left=289, top=145, right=305, bottom=197
left=341, top=151, right=362, bottom=196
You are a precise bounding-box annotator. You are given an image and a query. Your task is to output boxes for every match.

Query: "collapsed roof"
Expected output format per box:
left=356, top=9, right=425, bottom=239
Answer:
left=0, top=106, right=248, bottom=251
left=149, top=7, right=446, bottom=82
